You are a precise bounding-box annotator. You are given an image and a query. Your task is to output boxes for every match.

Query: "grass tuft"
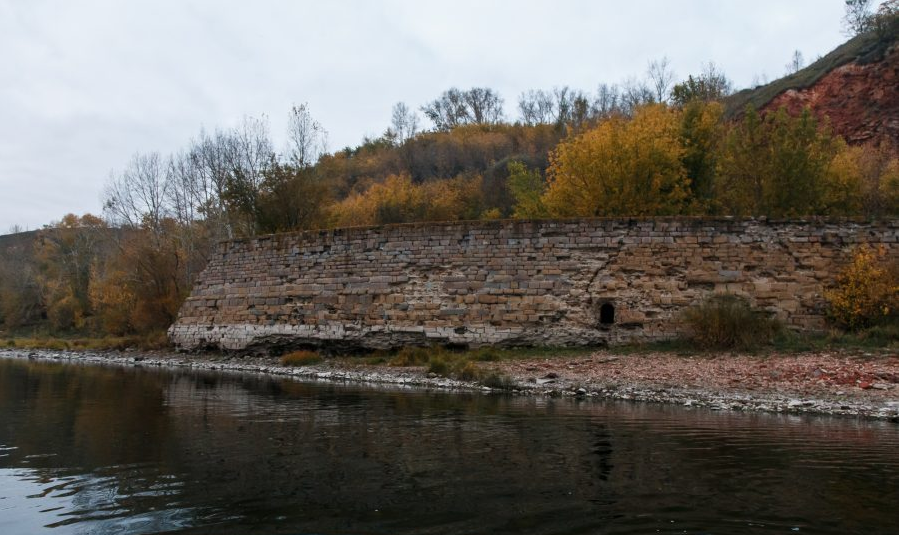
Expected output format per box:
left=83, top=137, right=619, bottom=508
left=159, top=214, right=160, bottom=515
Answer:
left=280, top=350, right=323, bottom=367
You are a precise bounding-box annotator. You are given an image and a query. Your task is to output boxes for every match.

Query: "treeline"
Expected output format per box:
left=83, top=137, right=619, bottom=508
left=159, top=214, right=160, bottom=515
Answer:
left=1, top=52, right=897, bottom=337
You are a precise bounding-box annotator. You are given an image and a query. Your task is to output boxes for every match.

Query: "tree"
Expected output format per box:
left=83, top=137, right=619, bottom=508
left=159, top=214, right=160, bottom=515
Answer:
left=619, top=77, right=656, bottom=116
left=328, top=174, right=485, bottom=227
left=542, top=104, right=691, bottom=217
left=507, top=161, right=547, bottom=218
left=518, top=89, right=555, bottom=126
left=517, top=87, right=594, bottom=130
left=103, top=152, right=169, bottom=232
left=389, top=102, right=419, bottom=144
left=35, top=214, right=108, bottom=331
left=593, top=83, right=622, bottom=118
left=256, top=162, right=331, bottom=233
left=680, top=101, right=724, bottom=211
left=716, top=107, right=842, bottom=216
left=785, top=50, right=805, bottom=75
left=671, top=63, right=733, bottom=106
left=464, top=87, right=505, bottom=124
left=422, top=87, right=504, bottom=130
left=647, top=57, right=676, bottom=103
left=219, top=115, right=276, bottom=237
left=287, top=103, right=328, bottom=168
left=0, top=238, right=42, bottom=328
left=843, top=0, right=874, bottom=36
left=870, top=0, right=899, bottom=36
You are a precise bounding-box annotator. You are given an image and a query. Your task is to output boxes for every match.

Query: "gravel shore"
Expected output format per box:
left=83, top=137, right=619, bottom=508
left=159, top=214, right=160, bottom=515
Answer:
left=2, top=347, right=897, bottom=421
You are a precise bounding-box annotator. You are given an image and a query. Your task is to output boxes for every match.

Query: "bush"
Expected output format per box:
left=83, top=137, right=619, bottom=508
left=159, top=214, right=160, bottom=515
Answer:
left=456, top=361, right=479, bottom=381
left=280, top=350, right=322, bottom=367
left=389, top=346, right=433, bottom=366
left=681, top=294, right=780, bottom=350
left=427, top=357, right=449, bottom=376
left=825, top=245, right=898, bottom=330
left=472, top=347, right=501, bottom=361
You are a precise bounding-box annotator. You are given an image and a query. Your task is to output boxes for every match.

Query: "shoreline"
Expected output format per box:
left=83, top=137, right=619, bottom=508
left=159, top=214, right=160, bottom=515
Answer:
left=1, top=347, right=897, bottom=421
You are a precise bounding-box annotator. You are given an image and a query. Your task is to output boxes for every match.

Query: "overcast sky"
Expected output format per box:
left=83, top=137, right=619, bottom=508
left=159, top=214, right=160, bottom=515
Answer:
left=0, top=0, right=857, bottom=232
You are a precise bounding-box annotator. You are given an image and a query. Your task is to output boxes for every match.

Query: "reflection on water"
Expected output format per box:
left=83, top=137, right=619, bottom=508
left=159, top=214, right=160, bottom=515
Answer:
left=0, top=357, right=897, bottom=534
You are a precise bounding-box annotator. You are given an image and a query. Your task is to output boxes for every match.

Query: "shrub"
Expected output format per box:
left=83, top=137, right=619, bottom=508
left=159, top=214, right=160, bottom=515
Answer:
left=427, top=357, right=449, bottom=376
left=472, top=347, right=502, bottom=361
left=456, top=361, right=479, bottom=381
left=825, top=245, right=898, bottom=330
left=389, top=346, right=433, bottom=366
left=280, top=350, right=322, bottom=367
left=681, top=294, right=780, bottom=350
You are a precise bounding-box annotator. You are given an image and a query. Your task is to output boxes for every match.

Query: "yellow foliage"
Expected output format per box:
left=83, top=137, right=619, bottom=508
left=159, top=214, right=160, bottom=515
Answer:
left=825, top=245, right=898, bottom=330
left=328, top=173, right=485, bottom=227
left=480, top=207, right=502, bottom=219
left=542, top=104, right=691, bottom=217
left=876, top=157, right=899, bottom=215
left=88, top=264, right=137, bottom=335
left=822, top=144, right=865, bottom=216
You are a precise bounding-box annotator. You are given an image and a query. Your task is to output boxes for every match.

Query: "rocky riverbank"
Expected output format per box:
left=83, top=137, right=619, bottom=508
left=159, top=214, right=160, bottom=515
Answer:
left=1, top=347, right=897, bottom=421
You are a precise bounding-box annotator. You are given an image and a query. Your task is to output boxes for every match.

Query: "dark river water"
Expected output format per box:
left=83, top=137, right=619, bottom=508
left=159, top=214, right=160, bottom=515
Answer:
left=0, top=357, right=897, bottom=535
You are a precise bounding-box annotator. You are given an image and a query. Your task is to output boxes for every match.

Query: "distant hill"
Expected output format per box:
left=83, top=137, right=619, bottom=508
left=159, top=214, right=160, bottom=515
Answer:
left=0, top=230, right=38, bottom=254
left=725, top=27, right=898, bottom=144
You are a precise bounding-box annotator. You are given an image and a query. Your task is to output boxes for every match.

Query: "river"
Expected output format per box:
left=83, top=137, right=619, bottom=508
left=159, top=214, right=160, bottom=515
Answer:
left=0, top=356, right=897, bottom=534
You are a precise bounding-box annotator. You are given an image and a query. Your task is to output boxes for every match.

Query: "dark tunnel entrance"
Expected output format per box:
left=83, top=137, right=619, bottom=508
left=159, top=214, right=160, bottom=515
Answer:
left=599, top=302, right=615, bottom=325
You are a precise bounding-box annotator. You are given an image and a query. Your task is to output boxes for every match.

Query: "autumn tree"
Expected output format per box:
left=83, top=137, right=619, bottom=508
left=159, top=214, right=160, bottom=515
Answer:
left=542, top=104, right=691, bottom=217
left=255, top=162, right=331, bottom=233
left=35, top=214, right=108, bottom=331
left=0, top=235, right=42, bottom=329
left=329, top=174, right=485, bottom=227
left=826, top=142, right=899, bottom=217
left=716, top=107, right=844, bottom=216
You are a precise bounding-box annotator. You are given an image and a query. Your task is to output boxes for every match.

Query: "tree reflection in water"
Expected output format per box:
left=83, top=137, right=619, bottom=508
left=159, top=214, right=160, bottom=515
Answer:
left=0, top=357, right=897, bottom=535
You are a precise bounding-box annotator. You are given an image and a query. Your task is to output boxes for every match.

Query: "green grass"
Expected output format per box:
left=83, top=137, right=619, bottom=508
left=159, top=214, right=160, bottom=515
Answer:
left=771, top=324, right=899, bottom=354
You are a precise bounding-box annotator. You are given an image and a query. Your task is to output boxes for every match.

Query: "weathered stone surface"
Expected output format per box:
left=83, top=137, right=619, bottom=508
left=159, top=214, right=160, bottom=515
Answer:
left=168, top=218, right=898, bottom=352
left=762, top=44, right=899, bottom=145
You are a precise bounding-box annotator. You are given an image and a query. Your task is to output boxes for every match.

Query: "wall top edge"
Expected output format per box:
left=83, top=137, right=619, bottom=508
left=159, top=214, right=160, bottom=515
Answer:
left=219, top=216, right=898, bottom=247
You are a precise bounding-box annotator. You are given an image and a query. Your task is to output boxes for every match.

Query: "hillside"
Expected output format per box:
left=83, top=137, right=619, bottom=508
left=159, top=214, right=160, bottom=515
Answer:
left=726, top=26, right=899, bottom=144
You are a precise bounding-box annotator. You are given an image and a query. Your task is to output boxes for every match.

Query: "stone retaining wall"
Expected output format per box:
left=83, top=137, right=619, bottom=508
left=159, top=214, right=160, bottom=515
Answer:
left=168, top=218, right=898, bottom=352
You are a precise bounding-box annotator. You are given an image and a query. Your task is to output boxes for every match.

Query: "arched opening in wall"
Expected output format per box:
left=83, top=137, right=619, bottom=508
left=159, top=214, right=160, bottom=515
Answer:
left=599, top=303, right=615, bottom=325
